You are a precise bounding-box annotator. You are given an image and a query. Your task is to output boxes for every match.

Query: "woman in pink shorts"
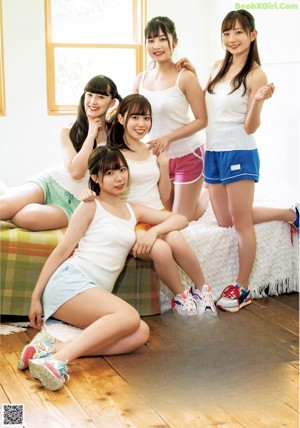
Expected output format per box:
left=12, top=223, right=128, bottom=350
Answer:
left=132, top=16, right=209, bottom=221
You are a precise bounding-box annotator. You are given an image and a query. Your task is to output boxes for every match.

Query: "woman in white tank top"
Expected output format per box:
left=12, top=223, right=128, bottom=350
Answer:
left=202, top=10, right=297, bottom=313
left=132, top=16, right=209, bottom=221
left=18, top=146, right=192, bottom=391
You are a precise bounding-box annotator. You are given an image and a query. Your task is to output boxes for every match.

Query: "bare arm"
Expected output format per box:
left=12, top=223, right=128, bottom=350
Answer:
left=156, top=152, right=171, bottom=204
left=245, top=69, right=275, bottom=134
left=29, top=201, right=95, bottom=328
left=132, top=73, right=143, bottom=94
left=131, top=204, right=188, bottom=256
left=60, top=115, right=103, bottom=179
left=175, top=57, right=198, bottom=78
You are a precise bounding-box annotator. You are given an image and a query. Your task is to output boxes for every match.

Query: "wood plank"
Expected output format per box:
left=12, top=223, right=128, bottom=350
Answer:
left=1, top=353, right=98, bottom=428
left=66, top=356, right=170, bottom=428
left=271, top=292, right=299, bottom=310
left=247, top=298, right=299, bottom=336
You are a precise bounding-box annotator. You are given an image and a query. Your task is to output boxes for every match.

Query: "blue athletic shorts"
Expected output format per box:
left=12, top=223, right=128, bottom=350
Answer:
left=204, top=149, right=260, bottom=184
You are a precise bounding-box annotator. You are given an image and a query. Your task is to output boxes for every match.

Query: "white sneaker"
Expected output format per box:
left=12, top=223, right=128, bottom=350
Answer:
left=171, top=289, right=197, bottom=316
left=191, top=285, right=218, bottom=316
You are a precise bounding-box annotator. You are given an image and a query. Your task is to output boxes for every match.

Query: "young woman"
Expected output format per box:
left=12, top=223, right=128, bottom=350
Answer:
left=105, top=94, right=216, bottom=317
left=0, top=75, right=122, bottom=230
left=17, top=146, right=191, bottom=391
left=132, top=16, right=209, bottom=221
left=202, top=10, right=299, bottom=312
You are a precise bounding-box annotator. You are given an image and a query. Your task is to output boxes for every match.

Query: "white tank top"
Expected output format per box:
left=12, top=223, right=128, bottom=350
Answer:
left=139, top=70, right=202, bottom=159
left=205, top=79, right=256, bottom=151
left=67, top=200, right=136, bottom=291
left=121, top=152, right=164, bottom=210
left=43, top=141, right=106, bottom=199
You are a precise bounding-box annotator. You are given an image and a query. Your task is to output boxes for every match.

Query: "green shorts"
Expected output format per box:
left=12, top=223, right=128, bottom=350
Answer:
left=27, top=173, right=80, bottom=222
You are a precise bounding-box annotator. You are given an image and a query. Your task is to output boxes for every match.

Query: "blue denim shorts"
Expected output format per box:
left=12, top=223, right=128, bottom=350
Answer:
left=204, top=149, right=260, bottom=184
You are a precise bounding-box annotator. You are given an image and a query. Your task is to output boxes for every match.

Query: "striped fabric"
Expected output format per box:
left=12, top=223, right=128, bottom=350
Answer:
left=0, top=221, right=160, bottom=317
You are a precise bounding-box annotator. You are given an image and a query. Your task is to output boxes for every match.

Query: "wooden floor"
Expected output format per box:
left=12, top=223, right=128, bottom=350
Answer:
left=1, top=293, right=299, bottom=428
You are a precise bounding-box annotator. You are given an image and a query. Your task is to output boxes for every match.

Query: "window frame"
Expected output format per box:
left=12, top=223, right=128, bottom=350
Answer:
left=44, top=0, right=146, bottom=115
left=0, top=0, right=6, bottom=116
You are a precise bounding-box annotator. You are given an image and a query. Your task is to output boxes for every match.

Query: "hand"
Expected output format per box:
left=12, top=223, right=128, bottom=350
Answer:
left=87, top=116, right=103, bottom=140
left=29, top=298, right=43, bottom=330
left=132, top=230, right=157, bottom=257
left=175, top=57, right=197, bottom=77
left=147, top=136, right=169, bottom=156
left=254, top=83, right=275, bottom=102
left=157, top=151, right=169, bottom=167
left=80, top=189, right=96, bottom=202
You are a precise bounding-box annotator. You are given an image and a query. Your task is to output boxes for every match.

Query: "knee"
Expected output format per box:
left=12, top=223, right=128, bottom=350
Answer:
left=140, top=320, right=150, bottom=344
left=150, top=239, right=172, bottom=263
left=122, top=307, right=142, bottom=335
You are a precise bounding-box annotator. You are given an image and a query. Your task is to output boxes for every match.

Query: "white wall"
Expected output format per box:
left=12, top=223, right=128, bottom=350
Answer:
left=1, top=0, right=299, bottom=206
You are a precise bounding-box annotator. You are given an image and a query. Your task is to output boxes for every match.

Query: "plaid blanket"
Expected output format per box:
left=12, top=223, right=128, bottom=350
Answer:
left=0, top=221, right=160, bottom=317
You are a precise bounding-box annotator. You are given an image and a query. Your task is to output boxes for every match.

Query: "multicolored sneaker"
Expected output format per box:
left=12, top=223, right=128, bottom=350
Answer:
left=171, top=289, right=197, bottom=316
left=289, top=204, right=299, bottom=244
left=190, top=285, right=217, bottom=316
left=290, top=203, right=299, bottom=231
left=29, top=357, right=69, bottom=391
left=216, top=283, right=251, bottom=313
left=17, top=331, right=57, bottom=370
left=201, top=284, right=218, bottom=316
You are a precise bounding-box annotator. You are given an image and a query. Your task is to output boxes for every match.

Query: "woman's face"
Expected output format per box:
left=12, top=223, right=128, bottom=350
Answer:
left=84, top=91, right=114, bottom=119
left=119, top=110, right=152, bottom=142
left=222, top=20, right=256, bottom=56
left=145, top=29, right=177, bottom=62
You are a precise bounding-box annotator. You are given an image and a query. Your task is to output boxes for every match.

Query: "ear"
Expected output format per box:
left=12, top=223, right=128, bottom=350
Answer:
left=110, top=99, right=116, bottom=109
left=117, top=113, right=124, bottom=125
left=250, top=29, right=257, bottom=42
left=173, top=38, right=178, bottom=49
left=91, top=174, right=98, bottom=184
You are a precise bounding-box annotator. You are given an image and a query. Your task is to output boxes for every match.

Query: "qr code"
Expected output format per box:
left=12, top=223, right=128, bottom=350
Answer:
left=2, top=404, right=24, bottom=427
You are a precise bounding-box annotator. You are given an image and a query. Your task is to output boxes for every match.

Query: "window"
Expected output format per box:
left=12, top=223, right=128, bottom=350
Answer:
left=45, top=0, right=146, bottom=115
left=0, top=0, right=5, bottom=116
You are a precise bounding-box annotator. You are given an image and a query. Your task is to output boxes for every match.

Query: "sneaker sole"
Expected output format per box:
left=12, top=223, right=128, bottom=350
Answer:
left=217, top=299, right=252, bottom=313
left=17, top=346, right=37, bottom=370
left=29, top=360, right=65, bottom=391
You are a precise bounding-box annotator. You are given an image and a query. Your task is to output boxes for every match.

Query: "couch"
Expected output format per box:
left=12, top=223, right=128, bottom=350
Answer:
left=1, top=205, right=298, bottom=317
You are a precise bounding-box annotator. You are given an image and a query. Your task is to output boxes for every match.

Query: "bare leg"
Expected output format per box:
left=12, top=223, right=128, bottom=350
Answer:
left=135, top=233, right=186, bottom=295
left=227, top=181, right=256, bottom=289
left=172, top=179, right=202, bottom=221
left=48, top=288, right=150, bottom=362
left=163, top=231, right=206, bottom=289
left=0, top=182, right=69, bottom=230
left=252, top=206, right=295, bottom=224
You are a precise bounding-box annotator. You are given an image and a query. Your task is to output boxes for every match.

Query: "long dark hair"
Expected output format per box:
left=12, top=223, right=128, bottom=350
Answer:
left=69, top=75, right=122, bottom=152
left=107, top=94, right=152, bottom=151
left=207, top=10, right=260, bottom=96
left=88, top=146, right=129, bottom=195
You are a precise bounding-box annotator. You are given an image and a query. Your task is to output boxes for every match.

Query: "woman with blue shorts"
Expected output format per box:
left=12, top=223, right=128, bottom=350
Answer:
left=204, top=10, right=298, bottom=313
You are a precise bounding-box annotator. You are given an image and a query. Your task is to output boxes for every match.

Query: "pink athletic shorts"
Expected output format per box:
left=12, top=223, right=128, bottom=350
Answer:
left=169, top=146, right=204, bottom=184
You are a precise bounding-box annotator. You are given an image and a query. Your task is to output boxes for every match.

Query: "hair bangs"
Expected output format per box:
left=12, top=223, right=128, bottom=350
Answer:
left=84, top=75, right=111, bottom=96
left=145, top=19, right=166, bottom=39
left=222, top=11, right=254, bottom=34
left=128, top=99, right=152, bottom=118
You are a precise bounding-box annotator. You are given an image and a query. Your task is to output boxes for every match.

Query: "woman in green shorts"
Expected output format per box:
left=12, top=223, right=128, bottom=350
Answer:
left=0, top=75, right=122, bottom=230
